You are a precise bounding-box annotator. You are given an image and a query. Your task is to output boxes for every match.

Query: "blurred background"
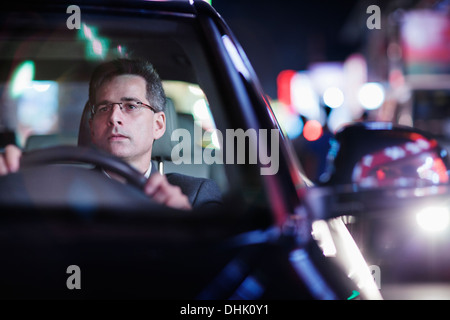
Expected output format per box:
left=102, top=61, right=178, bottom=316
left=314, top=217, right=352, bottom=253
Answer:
left=214, top=0, right=450, bottom=183
left=213, top=0, right=450, bottom=299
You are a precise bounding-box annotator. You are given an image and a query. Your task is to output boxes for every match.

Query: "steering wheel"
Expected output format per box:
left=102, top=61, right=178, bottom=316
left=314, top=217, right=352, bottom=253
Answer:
left=0, top=145, right=154, bottom=208
left=21, top=145, right=148, bottom=189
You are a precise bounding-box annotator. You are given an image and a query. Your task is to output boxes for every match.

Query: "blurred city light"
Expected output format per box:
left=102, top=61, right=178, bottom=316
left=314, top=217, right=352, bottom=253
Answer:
left=291, top=71, right=320, bottom=120
left=416, top=206, right=450, bottom=234
left=401, top=10, right=450, bottom=74
left=32, top=83, right=51, bottom=92
left=358, top=82, right=385, bottom=110
left=309, top=62, right=344, bottom=96
left=327, top=104, right=352, bottom=133
left=323, top=87, right=344, bottom=109
left=16, top=80, right=58, bottom=146
left=116, top=45, right=124, bottom=56
left=78, top=23, right=110, bottom=60
left=10, top=60, right=35, bottom=98
left=303, top=120, right=323, bottom=141
left=342, top=54, right=367, bottom=120
left=277, top=69, right=296, bottom=108
left=82, top=23, right=94, bottom=40
left=92, top=39, right=103, bottom=56
left=284, top=115, right=303, bottom=139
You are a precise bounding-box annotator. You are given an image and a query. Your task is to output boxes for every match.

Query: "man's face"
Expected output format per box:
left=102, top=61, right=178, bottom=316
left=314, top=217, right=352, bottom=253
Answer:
left=89, top=74, right=165, bottom=171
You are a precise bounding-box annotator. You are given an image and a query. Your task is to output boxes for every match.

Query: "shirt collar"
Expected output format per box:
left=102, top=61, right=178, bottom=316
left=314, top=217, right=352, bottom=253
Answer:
left=103, top=162, right=152, bottom=179
left=143, top=162, right=152, bottom=178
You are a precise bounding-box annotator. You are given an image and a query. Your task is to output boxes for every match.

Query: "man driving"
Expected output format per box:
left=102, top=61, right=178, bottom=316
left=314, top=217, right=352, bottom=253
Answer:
left=0, top=58, right=222, bottom=210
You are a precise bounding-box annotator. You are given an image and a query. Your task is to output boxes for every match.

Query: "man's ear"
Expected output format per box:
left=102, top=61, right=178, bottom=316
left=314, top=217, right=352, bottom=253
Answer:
left=153, top=111, right=166, bottom=140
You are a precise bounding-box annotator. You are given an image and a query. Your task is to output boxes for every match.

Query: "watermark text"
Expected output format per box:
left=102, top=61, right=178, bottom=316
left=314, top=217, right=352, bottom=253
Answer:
left=171, top=123, right=280, bottom=175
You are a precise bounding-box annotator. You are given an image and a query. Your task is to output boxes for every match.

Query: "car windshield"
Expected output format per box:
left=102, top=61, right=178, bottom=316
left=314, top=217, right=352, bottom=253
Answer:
left=0, top=3, right=307, bottom=229
left=0, top=8, right=209, bottom=146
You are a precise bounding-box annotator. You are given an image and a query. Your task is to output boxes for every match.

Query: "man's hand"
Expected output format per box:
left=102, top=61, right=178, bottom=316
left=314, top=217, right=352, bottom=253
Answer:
left=144, top=173, right=192, bottom=210
left=0, top=144, right=22, bottom=175
left=0, top=144, right=192, bottom=210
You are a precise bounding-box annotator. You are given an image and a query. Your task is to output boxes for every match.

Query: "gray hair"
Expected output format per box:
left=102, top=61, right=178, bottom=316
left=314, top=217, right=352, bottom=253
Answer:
left=88, top=58, right=166, bottom=116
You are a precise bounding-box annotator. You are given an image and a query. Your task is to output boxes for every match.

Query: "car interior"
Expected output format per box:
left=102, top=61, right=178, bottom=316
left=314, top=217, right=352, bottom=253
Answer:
left=0, top=5, right=289, bottom=298
left=0, top=0, right=304, bottom=225
left=0, top=7, right=238, bottom=194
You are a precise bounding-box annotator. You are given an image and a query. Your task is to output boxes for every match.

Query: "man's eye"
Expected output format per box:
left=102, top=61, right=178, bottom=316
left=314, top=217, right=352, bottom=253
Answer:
left=98, top=106, right=109, bottom=113
left=125, top=103, right=138, bottom=110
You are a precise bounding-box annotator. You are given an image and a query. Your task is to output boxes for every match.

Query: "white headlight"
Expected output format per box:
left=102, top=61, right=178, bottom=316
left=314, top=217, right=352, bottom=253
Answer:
left=416, top=206, right=450, bottom=233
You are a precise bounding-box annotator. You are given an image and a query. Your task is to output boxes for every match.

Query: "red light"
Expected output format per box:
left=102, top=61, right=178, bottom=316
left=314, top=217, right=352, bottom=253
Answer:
left=432, top=158, right=449, bottom=183
left=376, top=168, right=386, bottom=181
left=277, top=70, right=296, bottom=106
left=303, top=120, right=323, bottom=141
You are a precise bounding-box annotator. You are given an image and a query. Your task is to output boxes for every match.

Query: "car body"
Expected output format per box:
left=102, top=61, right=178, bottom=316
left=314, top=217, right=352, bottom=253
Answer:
left=0, top=0, right=381, bottom=299
left=316, top=121, right=450, bottom=299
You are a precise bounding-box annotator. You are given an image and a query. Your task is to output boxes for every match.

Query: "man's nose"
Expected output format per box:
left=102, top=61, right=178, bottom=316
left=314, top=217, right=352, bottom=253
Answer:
left=108, top=104, right=123, bottom=125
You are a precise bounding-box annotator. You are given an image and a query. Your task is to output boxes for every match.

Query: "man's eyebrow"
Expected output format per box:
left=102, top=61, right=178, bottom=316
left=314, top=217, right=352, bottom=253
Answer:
left=94, top=97, right=144, bottom=105
left=120, top=97, right=142, bottom=102
left=95, top=99, right=109, bottom=105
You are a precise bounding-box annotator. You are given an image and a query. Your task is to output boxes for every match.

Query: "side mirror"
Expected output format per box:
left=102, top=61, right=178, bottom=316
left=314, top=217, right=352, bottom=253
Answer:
left=307, top=122, right=450, bottom=220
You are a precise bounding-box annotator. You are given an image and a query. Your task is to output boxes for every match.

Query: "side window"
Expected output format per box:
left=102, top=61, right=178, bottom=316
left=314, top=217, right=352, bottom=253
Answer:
left=162, top=81, right=228, bottom=192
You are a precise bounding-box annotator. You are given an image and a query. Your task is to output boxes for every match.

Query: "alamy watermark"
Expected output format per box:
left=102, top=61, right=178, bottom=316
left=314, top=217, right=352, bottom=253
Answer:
left=66, top=5, right=81, bottom=30
left=367, top=5, right=381, bottom=29
left=369, top=264, right=381, bottom=289
left=170, top=122, right=280, bottom=176
left=67, top=4, right=382, bottom=31
left=66, top=264, right=81, bottom=290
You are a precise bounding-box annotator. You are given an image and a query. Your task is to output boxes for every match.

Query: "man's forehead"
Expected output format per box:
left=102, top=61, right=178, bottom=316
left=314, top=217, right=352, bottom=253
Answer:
left=96, top=74, right=147, bottom=99
left=99, top=74, right=146, bottom=89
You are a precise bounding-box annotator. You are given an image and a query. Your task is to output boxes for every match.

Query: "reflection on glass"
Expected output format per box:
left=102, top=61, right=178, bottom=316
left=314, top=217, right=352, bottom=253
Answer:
left=352, top=138, right=449, bottom=188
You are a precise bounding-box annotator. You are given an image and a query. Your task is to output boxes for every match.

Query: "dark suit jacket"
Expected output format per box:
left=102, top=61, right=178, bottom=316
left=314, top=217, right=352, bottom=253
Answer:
left=150, top=161, right=223, bottom=210
left=95, top=162, right=223, bottom=210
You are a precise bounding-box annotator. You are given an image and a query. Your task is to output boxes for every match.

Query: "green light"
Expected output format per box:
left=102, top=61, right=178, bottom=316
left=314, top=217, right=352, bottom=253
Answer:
left=347, top=290, right=360, bottom=300
left=10, top=60, right=35, bottom=98
left=85, top=37, right=109, bottom=60
left=116, top=45, right=127, bottom=58
left=78, top=23, right=110, bottom=60
left=77, top=23, right=98, bottom=41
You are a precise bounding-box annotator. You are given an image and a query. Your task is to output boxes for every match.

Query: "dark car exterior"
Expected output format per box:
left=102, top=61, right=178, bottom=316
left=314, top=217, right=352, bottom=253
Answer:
left=0, top=0, right=380, bottom=300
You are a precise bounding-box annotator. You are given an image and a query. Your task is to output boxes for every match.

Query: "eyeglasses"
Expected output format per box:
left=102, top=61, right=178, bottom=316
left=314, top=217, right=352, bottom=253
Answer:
left=91, top=100, right=158, bottom=117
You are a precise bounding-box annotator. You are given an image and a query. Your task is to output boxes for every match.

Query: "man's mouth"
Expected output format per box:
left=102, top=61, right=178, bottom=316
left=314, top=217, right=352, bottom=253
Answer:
left=108, top=134, right=129, bottom=141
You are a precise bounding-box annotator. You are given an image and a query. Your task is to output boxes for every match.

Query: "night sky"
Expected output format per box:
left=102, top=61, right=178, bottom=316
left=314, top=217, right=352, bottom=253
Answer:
left=212, top=0, right=366, bottom=98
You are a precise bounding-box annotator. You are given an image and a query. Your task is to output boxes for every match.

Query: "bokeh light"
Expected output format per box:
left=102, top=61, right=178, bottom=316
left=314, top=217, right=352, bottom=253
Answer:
left=10, top=60, right=35, bottom=98
left=358, top=82, right=385, bottom=110
left=303, top=120, right=323, bottom=141
left=323, top=87, right=345, bottom=109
